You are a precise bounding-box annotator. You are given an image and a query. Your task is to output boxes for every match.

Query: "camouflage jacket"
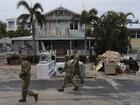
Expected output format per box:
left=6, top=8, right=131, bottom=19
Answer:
left=63, top=60, right=74, bottom=76
left=20, top=61, right=31, bottom=75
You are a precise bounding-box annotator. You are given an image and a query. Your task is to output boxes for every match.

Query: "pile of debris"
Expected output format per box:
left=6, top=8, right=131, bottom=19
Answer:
left=96, top=50, right=139, bottom=75
left=96, top=51, right=122, bottom=74
left=99, top=50, right=121, bottom=64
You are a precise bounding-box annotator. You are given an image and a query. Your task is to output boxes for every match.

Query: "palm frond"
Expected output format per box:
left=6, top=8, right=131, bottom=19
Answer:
left=72, top=15, right=80, bottom=23
left=17, top=14, right=30, bottom=23
left=88, top=8, right=98, bottom=16
left=35, top=11, right=46, bottom=28
left=33, top=3, right=43, bottom=13
left=17, top=0, right=31, bottom=13
left=126, top=12, right=135, bottom=18
left=17, top=14, right=30, bottom=28
left=80, top=10, right=88, bottom=24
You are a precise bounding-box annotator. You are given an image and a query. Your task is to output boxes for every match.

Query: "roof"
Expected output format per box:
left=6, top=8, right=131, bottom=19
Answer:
left=6, top=18, right=17, bottom=21
left=11, top=36, right=32, bottom=41
left=11, top=36, right=95, bottom=41
left=0, top=37, right=11, bottom=44
left=127, top=24, right=140, bottom=29
left=44, top=6, right=79, bottom=16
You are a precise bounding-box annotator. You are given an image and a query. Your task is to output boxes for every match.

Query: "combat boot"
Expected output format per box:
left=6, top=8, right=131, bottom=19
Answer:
left=80, top=80, right=84, bottom=84
left=57, top=88, right=64, bottom=92
left=33, top=94, right=38, bottom=102
left=19, top=98, right=26, bottom=102
left=73, top=86, right=78, bottom=90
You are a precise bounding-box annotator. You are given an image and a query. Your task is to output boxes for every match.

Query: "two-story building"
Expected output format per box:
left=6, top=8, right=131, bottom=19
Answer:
left=11, top=6, right=95, bottom=56
left=11, top=7, right=140, bottom=56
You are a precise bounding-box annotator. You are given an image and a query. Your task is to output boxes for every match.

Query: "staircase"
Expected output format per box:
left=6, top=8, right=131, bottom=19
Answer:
left=56, top=56, right=65, bottom=62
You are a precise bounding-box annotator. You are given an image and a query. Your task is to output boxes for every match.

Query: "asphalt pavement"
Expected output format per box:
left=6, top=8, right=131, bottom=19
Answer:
left=0, top=79, right=140, bottom=105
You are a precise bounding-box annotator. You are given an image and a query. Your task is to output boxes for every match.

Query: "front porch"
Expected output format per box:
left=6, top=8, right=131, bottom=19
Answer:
left=37, top=40, right=94, bottom=56
left=11, top=36, right=95, bottom=56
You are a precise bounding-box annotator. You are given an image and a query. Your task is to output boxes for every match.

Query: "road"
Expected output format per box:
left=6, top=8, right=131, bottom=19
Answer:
left=0, top=79, right=140, bottom=105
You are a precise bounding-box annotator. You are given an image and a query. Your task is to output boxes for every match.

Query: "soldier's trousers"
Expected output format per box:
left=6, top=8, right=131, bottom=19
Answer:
left=61, top=75, right=77, bottom=89
left=73, top=69, right=84, bottom=82
left=21, top=77, right=35, bottom=99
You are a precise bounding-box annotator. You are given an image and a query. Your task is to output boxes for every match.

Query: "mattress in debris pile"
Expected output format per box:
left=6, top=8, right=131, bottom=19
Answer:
left=99, top=50, right=121, bottom=63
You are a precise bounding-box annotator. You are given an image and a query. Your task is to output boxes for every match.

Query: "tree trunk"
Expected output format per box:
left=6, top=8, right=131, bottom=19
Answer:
left=85, top=36, right=87, bottom=55
left=32, top=22, right=36, bottom=63
left=84, top=24, right=87, bottom=55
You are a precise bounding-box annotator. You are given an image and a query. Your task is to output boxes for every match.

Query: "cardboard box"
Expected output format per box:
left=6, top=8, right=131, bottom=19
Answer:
left=104, top=63, right=116, bottom=75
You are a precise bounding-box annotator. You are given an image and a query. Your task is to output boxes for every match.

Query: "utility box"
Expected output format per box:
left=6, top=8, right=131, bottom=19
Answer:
left=37, top=61, right=55, bottom=79
left=37, top=52, right=55, bottom=79
left=104, top=62, right=116, bottom=75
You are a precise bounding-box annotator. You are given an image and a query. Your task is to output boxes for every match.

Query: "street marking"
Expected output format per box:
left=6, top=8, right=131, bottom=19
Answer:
left=106, top=79, right=121, bottom=90
left=0, top=85, right=17, bottom=91
left=82, top=86, right=105, bottom=89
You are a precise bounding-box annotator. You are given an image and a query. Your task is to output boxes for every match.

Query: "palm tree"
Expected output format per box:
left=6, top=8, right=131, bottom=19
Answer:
left=73, top=8, right=98, bottom=55
left=17, top=0, right=46, bottom=63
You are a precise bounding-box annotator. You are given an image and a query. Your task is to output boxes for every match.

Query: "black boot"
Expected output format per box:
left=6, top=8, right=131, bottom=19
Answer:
left=80, top=80, right=84, bottom=84
left=73, top=86, right=78, bottom=90
left=57, top=88, right=64, bottom=92
left=19, top=98, right=26, bottom=102
left=33, top=94, right=38, bottom=102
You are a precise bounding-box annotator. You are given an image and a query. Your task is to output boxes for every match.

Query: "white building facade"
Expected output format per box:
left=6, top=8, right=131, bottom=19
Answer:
left=11, top=6, right=95, bottom=56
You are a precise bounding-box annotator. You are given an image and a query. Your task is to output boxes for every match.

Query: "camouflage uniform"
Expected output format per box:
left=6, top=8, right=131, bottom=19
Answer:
left=72, top=54, right=84, bottom=83
left=58, top=56, right=78, bottom=91
left=19, top=59, right=38, bottom=102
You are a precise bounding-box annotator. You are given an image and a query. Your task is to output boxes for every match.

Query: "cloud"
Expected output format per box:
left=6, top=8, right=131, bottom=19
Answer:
left=0, top=0, right=139, bottom=21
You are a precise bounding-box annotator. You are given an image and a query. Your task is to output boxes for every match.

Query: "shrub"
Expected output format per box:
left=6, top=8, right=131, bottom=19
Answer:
left=70, top=55, right=74, bottom=59
left=7, top=54, right=20, bottom=65
left=89, top=55, right=97, bottom=62
left=79, top=55, right=87, bottom=63
left=51, top=55, right=56, bottom=60
left=7, top=54, right=40, bottom=65
left=130, top=49, right=138, bottom=54
left=26, top=55, right=39, bottom=64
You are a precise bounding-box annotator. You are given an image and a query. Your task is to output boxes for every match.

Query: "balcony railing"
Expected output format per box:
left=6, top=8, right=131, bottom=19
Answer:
left=47, top=28, right=69, bottom=37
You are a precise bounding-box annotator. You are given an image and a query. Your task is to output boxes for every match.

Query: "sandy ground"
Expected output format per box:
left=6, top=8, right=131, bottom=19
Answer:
left=0, top=65, right=37, bottom=81
left=0, top=62, right=140, bottom=82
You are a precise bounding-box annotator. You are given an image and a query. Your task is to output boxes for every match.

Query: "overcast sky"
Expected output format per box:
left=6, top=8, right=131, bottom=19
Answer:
left=0, top=0, right=139, bottom=22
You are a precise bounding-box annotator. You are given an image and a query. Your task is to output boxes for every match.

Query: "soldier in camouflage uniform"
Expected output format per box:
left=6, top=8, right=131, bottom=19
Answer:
left=72, top=51, right=84, bottom=83
left=19, top=57, right=38, bottom=102
left=58, top=56, right=78, bottom=92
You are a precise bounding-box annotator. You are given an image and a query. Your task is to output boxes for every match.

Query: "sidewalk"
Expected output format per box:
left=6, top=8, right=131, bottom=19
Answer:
left=1, top=64, right=140, bottom=82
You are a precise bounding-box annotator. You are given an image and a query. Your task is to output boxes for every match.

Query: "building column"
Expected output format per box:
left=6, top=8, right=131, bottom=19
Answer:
left=89, top=40, right=91, bottom=50
left=70, top=40, right=72, bottom=55
left=70, top=40, right=72, bottom=50
left=36, top=41, right=39, bottom=55
left=51, top=40, right=53, bottom=51
left=88, top=40, right=92, bottom=55
left=136, top=31, right=138, bottom=38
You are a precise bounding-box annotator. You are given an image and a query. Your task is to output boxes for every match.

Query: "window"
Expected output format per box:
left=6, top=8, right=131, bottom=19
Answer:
left=130, top=34, right=136, bottom=38
left=137, top=31, right=140, bottom=38
left=8, top=21, right=14, bottom=29
left=137, top=34, right=140, bottom=38
left=129, top=30, right=137, bottom=38
left=129, top=30, right=140, bottom=38
left=70, top=22, right=78, bottom=30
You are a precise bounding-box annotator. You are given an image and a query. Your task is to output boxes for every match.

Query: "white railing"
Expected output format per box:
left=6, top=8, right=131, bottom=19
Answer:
left=39, top=50, right=56, bottom=56
left=66, top=50, right=89, bottom=56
